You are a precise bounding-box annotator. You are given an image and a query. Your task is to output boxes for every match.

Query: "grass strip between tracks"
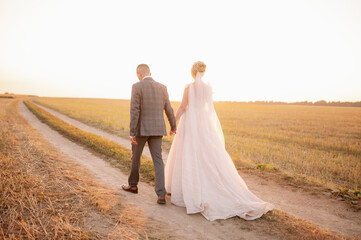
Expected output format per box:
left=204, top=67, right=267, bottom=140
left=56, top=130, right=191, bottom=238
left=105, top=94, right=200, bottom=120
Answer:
left=24, top=100, right=155, bottom=182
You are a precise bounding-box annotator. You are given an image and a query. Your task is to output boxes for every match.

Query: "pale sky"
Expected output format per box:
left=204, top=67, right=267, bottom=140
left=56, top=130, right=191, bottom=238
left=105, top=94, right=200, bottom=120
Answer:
left=0, top=0, right=360, bottom=102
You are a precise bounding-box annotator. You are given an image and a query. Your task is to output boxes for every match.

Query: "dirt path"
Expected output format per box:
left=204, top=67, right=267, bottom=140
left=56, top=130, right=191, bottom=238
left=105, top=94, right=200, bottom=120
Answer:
left=27, top=102, right=361, bottom=239
left=21, top=101, right=276, bottom=240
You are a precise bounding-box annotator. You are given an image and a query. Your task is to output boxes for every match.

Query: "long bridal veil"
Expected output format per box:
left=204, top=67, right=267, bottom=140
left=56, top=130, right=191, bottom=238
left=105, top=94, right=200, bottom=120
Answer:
left=165, top=72, right=274, bottom=221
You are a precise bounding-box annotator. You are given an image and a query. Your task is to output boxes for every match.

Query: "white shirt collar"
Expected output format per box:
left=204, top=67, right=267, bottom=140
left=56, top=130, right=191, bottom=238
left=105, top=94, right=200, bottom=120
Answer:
left=142, top=75, right=152, bottom=80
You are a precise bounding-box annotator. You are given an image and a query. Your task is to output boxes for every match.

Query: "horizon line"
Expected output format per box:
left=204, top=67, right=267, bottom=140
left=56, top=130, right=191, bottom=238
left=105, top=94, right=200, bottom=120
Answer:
left=2, top=93, right=361, bottom=104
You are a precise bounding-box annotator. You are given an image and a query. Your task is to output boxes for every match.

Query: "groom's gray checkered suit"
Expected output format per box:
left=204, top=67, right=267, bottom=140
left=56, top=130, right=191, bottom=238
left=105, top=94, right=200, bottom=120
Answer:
left=130, top=77, right=176, bottom=136
left=128, top=77, right=176, bottom=196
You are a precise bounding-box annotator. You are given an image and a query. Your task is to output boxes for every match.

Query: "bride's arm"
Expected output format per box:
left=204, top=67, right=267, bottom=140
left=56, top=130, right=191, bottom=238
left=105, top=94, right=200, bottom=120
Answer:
left=175, top=86, right=189, bottom=122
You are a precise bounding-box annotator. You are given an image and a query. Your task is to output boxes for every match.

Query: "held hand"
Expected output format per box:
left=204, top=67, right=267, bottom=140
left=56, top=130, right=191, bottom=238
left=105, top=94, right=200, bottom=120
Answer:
left=170, top=130, right=176, bottom=136
left=130, top=136, right=138, bottom=146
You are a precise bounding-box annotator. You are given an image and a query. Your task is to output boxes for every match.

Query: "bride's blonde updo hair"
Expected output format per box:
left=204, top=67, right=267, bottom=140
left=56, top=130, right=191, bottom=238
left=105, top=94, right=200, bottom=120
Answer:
left=191, top=61, right=206, bottom=79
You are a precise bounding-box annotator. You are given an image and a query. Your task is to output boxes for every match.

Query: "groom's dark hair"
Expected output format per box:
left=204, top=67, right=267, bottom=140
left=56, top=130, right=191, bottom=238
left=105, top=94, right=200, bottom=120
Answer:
left=136, top=64, right=150, bottom=74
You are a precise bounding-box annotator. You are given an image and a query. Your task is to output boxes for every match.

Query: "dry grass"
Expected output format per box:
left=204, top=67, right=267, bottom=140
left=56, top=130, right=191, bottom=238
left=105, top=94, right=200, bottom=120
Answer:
left=34, top=97, right=361, bottom=191
left=226, top=209, right=352, bottom=240
left=33, top=98, right=132, bottom=138
left=216, top=103, right=361, bottom=190
left=0, top=99, right=152, bottom=239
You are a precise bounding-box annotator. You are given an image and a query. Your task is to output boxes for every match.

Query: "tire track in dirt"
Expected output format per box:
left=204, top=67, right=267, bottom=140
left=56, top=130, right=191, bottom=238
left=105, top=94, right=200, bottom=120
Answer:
left=31, top=102, right=167, bottom=162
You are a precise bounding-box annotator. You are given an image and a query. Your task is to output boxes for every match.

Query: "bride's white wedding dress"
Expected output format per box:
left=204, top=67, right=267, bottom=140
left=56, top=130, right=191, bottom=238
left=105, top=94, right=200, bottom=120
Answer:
left=165, top=72, right=274, bottom=221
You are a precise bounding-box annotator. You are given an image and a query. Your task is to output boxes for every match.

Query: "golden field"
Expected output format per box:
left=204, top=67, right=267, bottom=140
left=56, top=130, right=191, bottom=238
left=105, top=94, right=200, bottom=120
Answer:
left=1, top=98, right=345, bottom=240
left=34, top=97, right=361, bottom=190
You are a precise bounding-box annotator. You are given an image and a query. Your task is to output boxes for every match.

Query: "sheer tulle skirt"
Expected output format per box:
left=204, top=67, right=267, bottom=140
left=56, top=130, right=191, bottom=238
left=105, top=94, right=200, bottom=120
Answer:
left=165, top=81, right=274, bottom=221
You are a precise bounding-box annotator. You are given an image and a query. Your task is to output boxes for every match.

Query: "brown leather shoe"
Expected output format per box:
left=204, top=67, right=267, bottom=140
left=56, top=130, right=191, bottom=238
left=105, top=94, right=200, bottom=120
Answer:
left=157, top=196, right=166, bottom=204
left=122, top=184, right=138, bottom=194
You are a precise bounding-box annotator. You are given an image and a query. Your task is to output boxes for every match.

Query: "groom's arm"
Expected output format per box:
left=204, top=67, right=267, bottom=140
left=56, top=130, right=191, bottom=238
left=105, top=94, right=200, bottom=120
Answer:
left=163, top=86, right=176, bottom=132
left=130, top=84, right=141, bottom=137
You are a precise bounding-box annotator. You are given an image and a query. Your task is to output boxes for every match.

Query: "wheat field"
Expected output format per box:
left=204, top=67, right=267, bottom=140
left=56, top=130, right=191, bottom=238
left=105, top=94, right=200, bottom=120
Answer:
left=34, top=97, right=361, bottom=190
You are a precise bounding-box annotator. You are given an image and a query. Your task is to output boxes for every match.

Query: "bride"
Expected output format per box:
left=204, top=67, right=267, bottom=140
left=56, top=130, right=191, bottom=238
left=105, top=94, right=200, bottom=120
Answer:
left=165, top=61, right=274, bottom=221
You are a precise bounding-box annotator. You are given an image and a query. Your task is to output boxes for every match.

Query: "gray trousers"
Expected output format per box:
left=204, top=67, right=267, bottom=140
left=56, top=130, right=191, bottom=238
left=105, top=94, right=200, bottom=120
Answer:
left=128, top=136, right=166, bottom=197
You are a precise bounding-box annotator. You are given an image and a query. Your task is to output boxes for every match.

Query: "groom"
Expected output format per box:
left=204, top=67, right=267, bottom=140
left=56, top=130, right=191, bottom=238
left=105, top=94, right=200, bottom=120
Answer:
left=122, top=64, right=176, bottom=204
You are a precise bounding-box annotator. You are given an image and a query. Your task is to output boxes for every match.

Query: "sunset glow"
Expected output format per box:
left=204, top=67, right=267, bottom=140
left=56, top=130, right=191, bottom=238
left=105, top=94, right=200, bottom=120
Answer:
left=0, top=0, right=360, bottom=102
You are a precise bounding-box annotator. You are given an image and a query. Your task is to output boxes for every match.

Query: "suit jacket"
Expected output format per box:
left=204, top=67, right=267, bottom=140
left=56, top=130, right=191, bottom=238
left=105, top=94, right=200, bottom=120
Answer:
left=130, top=77, right=176, bottom=136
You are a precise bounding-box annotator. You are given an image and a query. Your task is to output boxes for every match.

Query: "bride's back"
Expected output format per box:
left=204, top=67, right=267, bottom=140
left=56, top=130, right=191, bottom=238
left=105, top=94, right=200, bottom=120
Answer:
left=188, top=73, right=213, bottom=112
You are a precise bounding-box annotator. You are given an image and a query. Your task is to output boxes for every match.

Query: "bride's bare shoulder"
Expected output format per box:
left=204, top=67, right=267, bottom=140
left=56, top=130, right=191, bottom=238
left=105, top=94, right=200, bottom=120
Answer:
left=184, top=83, right=192, bottom=90
left=181, top=84, right=191, bottom=97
